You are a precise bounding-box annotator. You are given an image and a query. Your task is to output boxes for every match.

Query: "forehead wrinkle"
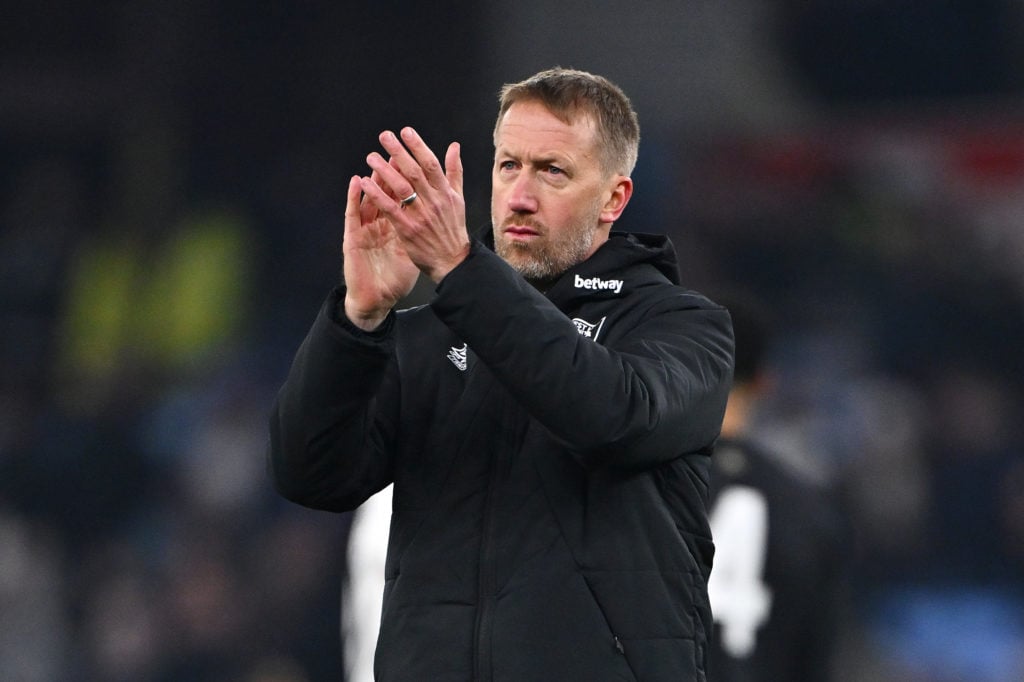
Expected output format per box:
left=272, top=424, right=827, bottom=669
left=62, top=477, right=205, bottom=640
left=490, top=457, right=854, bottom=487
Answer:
left=494, top=101, right=599, bottom=165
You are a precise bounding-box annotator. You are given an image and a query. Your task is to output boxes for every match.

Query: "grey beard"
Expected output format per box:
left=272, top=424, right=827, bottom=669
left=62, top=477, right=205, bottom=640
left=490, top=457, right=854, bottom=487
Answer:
left=495, top=227, right=596, bottom=281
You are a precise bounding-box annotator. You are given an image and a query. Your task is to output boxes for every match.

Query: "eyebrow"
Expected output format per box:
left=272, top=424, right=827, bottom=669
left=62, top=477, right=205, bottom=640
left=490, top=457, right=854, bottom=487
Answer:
left=497, top=148, right=571, bottom=168
left=533, top=155, right=568, bottom=167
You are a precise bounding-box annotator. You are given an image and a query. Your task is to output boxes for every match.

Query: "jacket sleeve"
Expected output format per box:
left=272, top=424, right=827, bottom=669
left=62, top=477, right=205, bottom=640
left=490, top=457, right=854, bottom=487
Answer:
left=267, top=288, right=399, bottom=511
left=431, top=244, right=734, bottom=470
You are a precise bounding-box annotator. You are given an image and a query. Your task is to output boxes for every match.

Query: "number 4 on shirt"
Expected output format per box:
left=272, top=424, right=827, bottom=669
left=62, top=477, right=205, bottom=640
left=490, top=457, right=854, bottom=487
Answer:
left=707, top=485, right=773, bottom=658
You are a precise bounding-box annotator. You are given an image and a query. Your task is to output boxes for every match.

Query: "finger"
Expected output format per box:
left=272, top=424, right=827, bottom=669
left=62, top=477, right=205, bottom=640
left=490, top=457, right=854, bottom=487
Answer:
left=366, top=150, right=414, bottom=203
left=445, top=141, right=463, bottom=196
left=360, top=169, right=388, bottom=224
left=345, top=175, right=363, bottom=230
left=380, top=127, right=445, bottom=191
left=359, top=175, right=404, bottom=220
left=400, top=127, right=447, bottom=189
left=376, top=130, right=421, bottom=189
left=367, top=168, right=394, bottom=199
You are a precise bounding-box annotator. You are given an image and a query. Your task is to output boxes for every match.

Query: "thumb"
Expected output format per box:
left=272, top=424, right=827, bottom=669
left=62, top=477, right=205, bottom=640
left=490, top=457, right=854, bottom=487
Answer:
left=344, top=175, right=362, bottom=235
left=445, top=141, right=463, bottom=196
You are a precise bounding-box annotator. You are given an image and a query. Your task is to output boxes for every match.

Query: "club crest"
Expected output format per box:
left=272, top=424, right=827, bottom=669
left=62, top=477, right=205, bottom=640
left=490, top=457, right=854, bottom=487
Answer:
left=572, top=316, right=606, bottom=341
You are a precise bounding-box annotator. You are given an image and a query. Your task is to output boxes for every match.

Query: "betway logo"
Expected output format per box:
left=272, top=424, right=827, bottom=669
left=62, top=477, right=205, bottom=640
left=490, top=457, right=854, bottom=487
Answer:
left=574, top=274, right=623, bottom=294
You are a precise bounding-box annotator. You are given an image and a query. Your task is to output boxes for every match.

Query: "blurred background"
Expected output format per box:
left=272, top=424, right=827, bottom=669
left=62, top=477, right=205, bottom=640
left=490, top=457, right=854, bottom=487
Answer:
left=2, top=1, right=1023, bottom=680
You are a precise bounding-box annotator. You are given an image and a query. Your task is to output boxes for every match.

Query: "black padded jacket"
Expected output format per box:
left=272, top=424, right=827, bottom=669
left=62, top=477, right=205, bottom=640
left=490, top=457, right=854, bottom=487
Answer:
left=269, top=232, right=734, bottom=681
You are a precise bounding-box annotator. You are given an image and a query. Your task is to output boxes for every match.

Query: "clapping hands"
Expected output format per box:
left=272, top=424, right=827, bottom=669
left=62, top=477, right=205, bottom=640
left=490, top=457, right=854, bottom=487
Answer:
left=342, top=127, right=471, bottom=330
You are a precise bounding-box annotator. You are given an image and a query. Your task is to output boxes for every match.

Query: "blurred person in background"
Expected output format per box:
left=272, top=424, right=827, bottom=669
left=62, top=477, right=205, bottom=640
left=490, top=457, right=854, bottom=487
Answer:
left=341, top=484, right=391, bottom=682
left=707, top=296, right=848, bottom=681
left=268, top=68, right=734, bottom=681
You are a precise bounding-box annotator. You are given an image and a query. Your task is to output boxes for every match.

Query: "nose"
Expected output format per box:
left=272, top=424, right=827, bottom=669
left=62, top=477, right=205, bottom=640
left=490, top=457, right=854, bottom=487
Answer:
left=507, top=173, right=538, bottom=213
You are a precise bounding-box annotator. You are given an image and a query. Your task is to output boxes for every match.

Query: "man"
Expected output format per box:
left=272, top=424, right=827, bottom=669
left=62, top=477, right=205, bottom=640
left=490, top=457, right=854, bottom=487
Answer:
left=707, top=298, right=846, bottom=681
left=269, top=68, right=734, bottom=681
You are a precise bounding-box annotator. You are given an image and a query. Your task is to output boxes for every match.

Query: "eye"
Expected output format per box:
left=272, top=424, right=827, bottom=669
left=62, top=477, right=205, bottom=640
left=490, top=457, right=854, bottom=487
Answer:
left=498, top=160, right=517, bottom=171
left=547, top=165, right=564, bottom=175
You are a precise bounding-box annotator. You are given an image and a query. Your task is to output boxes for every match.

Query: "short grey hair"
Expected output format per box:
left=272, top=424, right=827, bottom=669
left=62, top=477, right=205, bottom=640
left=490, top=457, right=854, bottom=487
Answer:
left=494, top=67, right=640, bottom=177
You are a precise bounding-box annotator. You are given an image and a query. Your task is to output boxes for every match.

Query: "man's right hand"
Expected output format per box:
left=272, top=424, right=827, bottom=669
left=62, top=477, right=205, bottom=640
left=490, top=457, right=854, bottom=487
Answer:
left=342, top=173, right=420, bottom=331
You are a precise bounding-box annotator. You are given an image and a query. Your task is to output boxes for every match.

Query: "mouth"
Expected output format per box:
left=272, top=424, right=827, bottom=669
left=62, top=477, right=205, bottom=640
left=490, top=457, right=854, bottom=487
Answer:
left=503, top=225, right=541, bottom=241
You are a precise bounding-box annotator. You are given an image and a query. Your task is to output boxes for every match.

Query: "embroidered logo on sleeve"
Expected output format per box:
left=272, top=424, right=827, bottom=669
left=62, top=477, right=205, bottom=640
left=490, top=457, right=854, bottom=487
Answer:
left=447, top=343, right=468, bottom=371
left=572, top=316, right=606, bottom=341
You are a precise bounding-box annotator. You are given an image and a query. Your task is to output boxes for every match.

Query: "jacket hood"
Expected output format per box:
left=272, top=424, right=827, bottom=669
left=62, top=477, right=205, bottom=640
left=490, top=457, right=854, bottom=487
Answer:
left=477, top=226, right=682, bottom=286
left=597, top=231, right=682, bottom=285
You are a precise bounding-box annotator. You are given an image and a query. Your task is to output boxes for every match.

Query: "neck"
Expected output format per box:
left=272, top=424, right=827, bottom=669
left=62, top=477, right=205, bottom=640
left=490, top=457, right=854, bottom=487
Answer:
left=525, top=274, right=561, bottom=293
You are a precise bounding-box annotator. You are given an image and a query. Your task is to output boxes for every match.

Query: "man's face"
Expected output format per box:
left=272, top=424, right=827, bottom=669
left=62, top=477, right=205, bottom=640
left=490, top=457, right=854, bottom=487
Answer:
left=491, top=100, right=616, bottom=280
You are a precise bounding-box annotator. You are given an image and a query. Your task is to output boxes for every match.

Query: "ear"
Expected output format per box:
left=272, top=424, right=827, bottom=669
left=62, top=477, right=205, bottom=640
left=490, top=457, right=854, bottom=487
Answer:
left=599, top=176, right=633, bottom=224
